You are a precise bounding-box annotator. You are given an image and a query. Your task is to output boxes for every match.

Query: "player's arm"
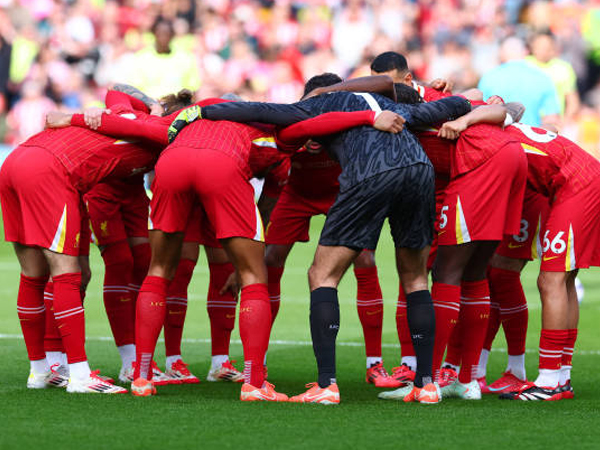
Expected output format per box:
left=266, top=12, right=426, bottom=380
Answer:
left=304, top=75, right=396, bottom=101
left=401, top=95, right=472, bottom=130
left=276, top=110, right=405, bottom=150
left=437, top=104, right=507, bottom=139
left=167, top=100, right=314, bottom=143
left=72, top=112, right=170, bottom=145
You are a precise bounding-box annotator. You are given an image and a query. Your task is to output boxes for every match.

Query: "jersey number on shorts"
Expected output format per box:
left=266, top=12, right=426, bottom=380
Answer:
left=439, top=205, right=449, bottom=229
left=542, top=230, right=567, bottom=254
left=513, top=219, right=529, bottom=243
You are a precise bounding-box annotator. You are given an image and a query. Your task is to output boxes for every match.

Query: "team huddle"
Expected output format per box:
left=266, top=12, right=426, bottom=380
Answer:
left=1, top=51, right=599, bottom=404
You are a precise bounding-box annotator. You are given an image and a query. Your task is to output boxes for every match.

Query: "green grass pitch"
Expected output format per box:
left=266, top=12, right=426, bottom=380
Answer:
left=0, top=216, right=599, bottom=449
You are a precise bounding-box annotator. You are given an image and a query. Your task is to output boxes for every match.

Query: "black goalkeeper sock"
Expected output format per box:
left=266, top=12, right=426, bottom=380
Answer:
left=406, top=289, right=436, bottom=388
left=310, top=287, right=340, bottom=388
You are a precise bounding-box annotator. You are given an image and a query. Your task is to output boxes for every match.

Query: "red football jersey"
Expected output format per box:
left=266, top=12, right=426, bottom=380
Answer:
left=20, top=127, right=157, bottom=193
left=505, top=123, right=600, bottom=199
left=453, top=123, right=519, bottom=177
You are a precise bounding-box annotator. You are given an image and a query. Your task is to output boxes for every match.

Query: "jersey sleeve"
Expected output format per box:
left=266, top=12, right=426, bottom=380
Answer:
left=70, top=112, right=170, bottom=145
left=402, top=96, right=471, bottom=129
left=276, top=110, right=376, bottom=150
left=202, top=101, right=313, bottom=126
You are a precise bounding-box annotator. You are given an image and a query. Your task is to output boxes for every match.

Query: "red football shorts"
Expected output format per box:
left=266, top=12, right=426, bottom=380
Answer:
left=150, top=147, right=264, bottom=242
left=495, top=189, right=550, bottom=261
left=182, top=203, right=221, bottom=248
left=438, top=143, right=527, bottom=245
left=539, top=177, right=600, bottom=272
left=0, top=146, right=83, bottom=256
left=266, top=185, right=337, bottom=245
left=85, top=180, right=149, bottom=247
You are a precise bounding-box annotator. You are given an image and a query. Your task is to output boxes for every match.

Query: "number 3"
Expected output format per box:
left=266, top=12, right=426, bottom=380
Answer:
left=513, top=219, right=529, bottom=243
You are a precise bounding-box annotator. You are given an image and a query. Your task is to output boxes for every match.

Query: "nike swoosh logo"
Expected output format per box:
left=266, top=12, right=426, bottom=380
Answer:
left=488, top=384, right=512, bottom=392
left=438, top=230, right=447, bottom=235
left=169, top=311, right=184, bottom=315
left=508, top=243, right=524, bottom=249
left=543, top=255, right=560, bottom=261
left=366, top=309, right=383, bottom=316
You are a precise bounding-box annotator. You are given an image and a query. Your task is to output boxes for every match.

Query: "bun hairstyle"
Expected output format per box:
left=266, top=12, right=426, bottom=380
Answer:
left=160, top=89, right=194, bottom=115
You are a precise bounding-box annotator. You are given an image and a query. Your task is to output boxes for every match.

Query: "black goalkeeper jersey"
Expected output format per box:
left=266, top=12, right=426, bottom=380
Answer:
left=201, top=92, right=470, bottom=191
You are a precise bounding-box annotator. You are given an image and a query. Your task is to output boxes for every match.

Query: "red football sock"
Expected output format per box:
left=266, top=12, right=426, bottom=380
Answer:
left=396, top=285, right=415, bottom=357
left=130, top=242, right=151, bottom=298
left=17, top=274, right=49, bottom=361
left=487, top=267, right=529, bottom=356
left=164, top=258, right=195, bottom=357
left=239, top=283, right=271, bottom=387
left=43, top=282, right=64, bottom=353
left=562, top=329, right=578, bottom=367
left=207, top=263, right=237, bottom=356
left=539, top=329, right=568, bottom=371
left=135, top=276, right=169, bottom=379
left=354, top=267, right=383, bottom=358
left=457, top=280, right=490, bottom=383
left=267, top=266, right=284, bottom=326
left=432, top=282, right=461, bottom=377
left=445, top=320, right=462, bottom=367
left=101, top=241, right=135, bottom=347
left=52, top=272, right=86, bottom=364
left=483, top=302, right=500, bottom=351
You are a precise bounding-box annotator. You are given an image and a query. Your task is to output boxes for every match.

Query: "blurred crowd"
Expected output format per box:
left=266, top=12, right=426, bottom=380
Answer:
left=1, top=0, right=600, bottom=157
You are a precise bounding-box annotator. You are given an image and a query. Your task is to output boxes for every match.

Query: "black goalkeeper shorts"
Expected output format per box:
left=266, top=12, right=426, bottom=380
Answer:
left=319, top=164, right=435, bottom=251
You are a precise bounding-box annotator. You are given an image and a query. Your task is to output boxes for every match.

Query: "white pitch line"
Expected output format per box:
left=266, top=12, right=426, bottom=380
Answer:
left=1, top=334, right=599, bottom=356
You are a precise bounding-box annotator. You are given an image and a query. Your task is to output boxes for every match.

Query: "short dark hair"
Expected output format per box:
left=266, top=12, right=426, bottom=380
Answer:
left=303, top=73, right=343, bottom=97
left=152, top=16, right=175, bottom=35
left=370, top=52, right=409, bottom=74
left=394, top=83, right=423, bottom=104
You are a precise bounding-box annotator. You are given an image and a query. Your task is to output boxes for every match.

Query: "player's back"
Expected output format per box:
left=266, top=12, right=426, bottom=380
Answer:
left=301, top=92, right=430, bottom=191
left=20, top=127, right=156, bottom=193
left=505, top=123, right=600, bottom=198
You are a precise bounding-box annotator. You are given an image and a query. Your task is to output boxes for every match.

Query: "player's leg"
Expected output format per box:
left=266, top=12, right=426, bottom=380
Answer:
left=98, top=241, right=136, bottom=368
left=205, top=244, right=244, bottom=382
left=560, top=270, right=579, bottom=399
left=452, top=241, right=497, bottom=391
left=288, top=244, right=358, bottom=405
left=134, top=230, right=184, bottom=383
left=354, top=250, right=397, bottom=387
left=483, top=254, right=529, bottom=393
left=163, top=241, right=199, bottom=383
left=220, top=236, right=286, bottom=401
left=265, top=244, right=293, bottom=326
left=14, top=243, right=51, bottom=388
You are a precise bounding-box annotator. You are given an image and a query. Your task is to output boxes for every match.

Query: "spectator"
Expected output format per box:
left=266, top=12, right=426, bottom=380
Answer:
left=478, top=36, right=561, bottom=128
left=526, top=31, right=580, bottom=121
left=6, top=79, right=55, bottom=145
left=126, top=16, right=201, bottom=99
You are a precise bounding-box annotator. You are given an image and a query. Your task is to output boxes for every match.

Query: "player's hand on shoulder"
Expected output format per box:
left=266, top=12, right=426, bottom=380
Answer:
left=45, top=111, right=72, bottom=129
left=430, top=78, right=454, bottom=93
left=374, top=110, right=405, bottom=134
left=168, top=105, right=201, bottom=143
left=438, top=117, right=468, bottom=140
left=83, top=107, right=110, bottom=130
